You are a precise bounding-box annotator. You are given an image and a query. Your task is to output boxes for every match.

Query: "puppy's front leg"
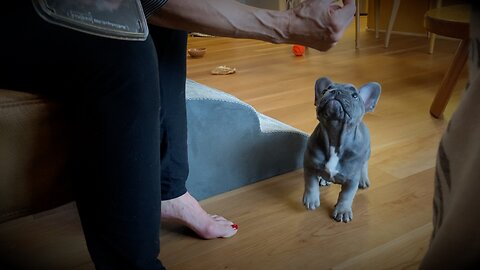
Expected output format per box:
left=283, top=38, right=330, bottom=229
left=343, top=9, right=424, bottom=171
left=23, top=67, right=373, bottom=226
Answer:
left=359, top=162, right=370, bottom=189
left=332, top=181, right=359, bottom=223
left=303, top=169, right=320, bottom=210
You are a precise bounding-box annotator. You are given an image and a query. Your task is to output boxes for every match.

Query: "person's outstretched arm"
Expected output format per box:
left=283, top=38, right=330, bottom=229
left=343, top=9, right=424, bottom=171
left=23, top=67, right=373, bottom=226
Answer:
left=148, top=0, right=356, bottom=52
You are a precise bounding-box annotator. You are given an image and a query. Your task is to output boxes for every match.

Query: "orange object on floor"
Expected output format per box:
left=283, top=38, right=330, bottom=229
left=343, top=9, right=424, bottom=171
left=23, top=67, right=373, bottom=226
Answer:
left=292, top=45, right=305, bottom=56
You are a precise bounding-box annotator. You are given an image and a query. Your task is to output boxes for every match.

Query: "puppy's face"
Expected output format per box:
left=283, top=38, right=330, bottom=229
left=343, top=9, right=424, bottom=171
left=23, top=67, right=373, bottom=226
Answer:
left=315, top=80, right=365, bottom=127
left=314, top=77, right=381, bottom=126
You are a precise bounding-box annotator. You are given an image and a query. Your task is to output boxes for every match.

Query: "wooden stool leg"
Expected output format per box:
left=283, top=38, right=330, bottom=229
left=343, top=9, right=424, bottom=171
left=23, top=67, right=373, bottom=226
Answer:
left=429, top=33, right=437, bottom=54
left=430, top=39, right=469, bottom=118
left=428, top=0, right=442, bottom=54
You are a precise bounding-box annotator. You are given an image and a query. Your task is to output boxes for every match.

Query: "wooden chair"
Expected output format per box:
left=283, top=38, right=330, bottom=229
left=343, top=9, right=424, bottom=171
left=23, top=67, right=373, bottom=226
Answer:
left=355, top=0, right=401, bottom=49
left=424, top=4, right=470, bottom=118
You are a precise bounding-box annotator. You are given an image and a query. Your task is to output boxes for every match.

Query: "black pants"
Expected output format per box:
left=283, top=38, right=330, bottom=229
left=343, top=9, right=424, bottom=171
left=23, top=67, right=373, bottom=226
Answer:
left=1, top=2, right=189, bottom=269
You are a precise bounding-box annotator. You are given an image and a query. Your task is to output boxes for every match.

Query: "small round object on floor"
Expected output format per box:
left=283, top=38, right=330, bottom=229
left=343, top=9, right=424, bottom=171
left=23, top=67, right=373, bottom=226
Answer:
left=292, top=45, right=305, bottom=56
left=211, top=65, right=236, bottom=75
left=188, top=48, right=207, bottom=58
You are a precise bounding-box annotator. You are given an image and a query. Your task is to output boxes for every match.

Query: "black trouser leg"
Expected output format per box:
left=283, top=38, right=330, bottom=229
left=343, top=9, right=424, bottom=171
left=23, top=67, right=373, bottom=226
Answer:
left=150, top=27, right=189, bottom=200
left=1, top=2, right=164, bottom=269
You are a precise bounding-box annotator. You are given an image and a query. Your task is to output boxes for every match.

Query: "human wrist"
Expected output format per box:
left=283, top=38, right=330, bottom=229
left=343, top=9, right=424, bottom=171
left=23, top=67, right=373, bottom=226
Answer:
left=270, top=9, right=292, bottom=44
left=249, top=8, right=291, bottom=45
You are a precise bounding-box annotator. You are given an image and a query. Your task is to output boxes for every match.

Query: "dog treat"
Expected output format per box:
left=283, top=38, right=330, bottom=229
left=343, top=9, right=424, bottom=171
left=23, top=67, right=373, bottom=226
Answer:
left=211, top=65, right=236, bottom=75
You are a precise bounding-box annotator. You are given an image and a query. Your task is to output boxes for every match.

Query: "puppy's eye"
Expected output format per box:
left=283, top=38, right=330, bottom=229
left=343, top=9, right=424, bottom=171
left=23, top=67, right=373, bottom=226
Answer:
left=352, top=93, right=358, bottom=99
left=322, top=89, right=328, bottom=95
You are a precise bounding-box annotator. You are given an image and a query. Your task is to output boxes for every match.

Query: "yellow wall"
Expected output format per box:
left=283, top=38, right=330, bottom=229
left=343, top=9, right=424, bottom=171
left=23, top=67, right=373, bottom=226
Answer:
left=366, top=0, right=468, bottom=35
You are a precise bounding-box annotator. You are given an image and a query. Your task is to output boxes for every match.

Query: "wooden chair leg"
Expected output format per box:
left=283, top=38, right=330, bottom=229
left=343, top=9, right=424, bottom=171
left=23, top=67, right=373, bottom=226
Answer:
left=385, top=0, right=401, bottom=48
left=355, top=0, right=360, bottom=49
left=375, top=0, right=380, bottom=39
left=430, top=39, right=469, bottom=118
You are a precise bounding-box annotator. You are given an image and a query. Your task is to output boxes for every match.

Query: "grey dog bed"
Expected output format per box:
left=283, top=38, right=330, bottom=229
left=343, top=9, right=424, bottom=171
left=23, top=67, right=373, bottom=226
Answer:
left=185, top=79, right=308, bottom=200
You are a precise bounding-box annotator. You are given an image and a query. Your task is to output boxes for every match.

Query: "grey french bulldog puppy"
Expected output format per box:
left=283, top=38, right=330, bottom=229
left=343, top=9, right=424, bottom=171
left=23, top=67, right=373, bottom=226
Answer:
left=303, top=77, right=381, bottom=223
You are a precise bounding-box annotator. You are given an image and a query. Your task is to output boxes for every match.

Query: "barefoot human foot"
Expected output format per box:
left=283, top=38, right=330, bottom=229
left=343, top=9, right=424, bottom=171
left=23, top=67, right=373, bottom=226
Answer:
left=161, top=192, right=238, bottom=239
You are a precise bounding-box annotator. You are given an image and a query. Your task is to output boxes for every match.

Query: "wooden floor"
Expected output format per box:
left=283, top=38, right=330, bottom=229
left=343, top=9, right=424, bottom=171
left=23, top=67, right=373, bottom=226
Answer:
left=0, top=16, right=468, bottom=269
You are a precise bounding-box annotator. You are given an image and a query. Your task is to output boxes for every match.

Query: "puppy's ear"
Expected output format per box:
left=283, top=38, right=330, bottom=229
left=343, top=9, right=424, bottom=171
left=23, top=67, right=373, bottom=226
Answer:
left=358, top=82, right=381, bottom=112
left=315, top=77, right=332, bottom=106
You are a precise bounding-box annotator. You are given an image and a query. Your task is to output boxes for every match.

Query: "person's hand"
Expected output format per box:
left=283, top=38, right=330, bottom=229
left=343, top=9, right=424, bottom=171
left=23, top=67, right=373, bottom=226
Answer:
left=150, top=0, right=354, bottom=51
left=286, top=0, right=356, bottom=51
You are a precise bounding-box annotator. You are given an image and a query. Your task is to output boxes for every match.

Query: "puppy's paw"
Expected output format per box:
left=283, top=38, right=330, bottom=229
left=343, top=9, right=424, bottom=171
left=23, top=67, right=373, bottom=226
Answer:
left=319, top=178, right=332, bottom=187
left=358, top=178, right=370, bottom=189
left=303, top=192, right=320, bottom=210
left=332, top=205, right=353, bottom=223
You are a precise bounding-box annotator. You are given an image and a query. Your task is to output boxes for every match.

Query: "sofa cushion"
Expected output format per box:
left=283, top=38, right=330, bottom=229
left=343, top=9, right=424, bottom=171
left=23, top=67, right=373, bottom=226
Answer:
left=185, top=80, right=307, bottom=200
left=0, top=81, right=308, bottom=222
left=0, top=89, right=72, bottom=223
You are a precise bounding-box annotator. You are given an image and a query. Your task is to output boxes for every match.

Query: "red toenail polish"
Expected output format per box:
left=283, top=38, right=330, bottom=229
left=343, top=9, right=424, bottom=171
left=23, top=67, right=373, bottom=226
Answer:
left=231, top=224, right=238, bottom=230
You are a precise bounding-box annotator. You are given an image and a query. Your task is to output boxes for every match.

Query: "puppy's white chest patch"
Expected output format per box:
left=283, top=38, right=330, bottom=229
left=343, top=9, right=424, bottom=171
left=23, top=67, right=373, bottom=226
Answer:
left=325, top=146, right=339, bottom=179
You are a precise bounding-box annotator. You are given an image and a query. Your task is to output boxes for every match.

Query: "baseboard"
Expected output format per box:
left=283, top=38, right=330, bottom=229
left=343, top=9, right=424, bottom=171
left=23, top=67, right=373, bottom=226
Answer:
left=365, top=28, right=459, bottom=41
left=365, top=27, right=427, bottom=38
